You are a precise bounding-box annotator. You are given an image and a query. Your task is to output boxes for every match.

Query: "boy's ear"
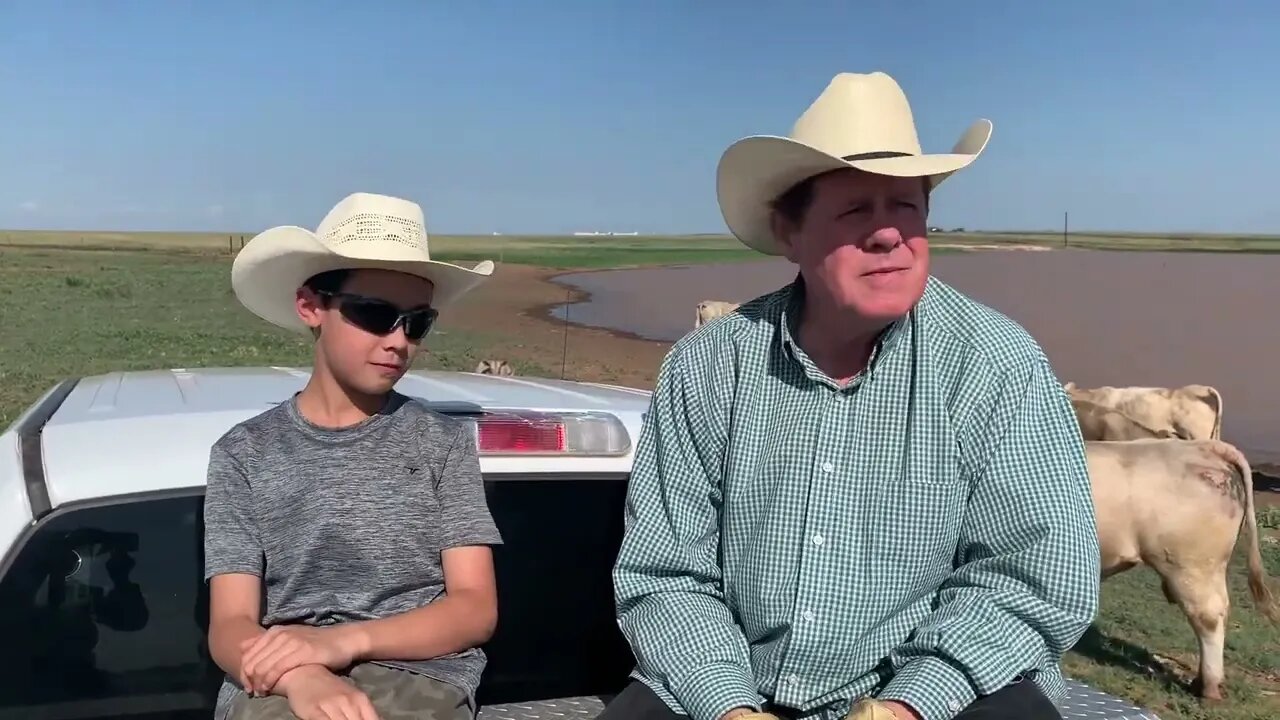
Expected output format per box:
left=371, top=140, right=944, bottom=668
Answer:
left=296, top=287, right=326, bottom=332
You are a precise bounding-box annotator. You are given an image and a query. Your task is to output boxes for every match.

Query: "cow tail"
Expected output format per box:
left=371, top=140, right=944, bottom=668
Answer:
left=1211, top=387, right=1224, bottom=440
left=1214, top=440, right=1279, bottom=622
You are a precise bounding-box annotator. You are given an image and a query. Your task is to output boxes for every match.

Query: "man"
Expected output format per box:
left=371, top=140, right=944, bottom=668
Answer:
left=204, top=192, right=502, bottom=720
left=606, top=72, right=1100, bottom=720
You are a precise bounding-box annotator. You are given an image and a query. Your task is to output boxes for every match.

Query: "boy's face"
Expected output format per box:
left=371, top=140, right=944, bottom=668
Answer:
left=295, top=268, right=437, bottom=397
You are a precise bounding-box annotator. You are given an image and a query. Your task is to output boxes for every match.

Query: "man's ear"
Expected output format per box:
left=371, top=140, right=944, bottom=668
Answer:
left=769, top=210, right=801, bottom=264
left=295, top=287, right=325, bottom=332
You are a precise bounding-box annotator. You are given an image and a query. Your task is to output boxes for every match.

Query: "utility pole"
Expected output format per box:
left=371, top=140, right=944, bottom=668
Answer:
left=1063, top=211, right=1069, bottom=247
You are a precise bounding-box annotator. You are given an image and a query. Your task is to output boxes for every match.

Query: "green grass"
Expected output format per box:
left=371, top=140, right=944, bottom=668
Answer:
left=5, top=238, right=1280, bottom=719
left=0, top=230, right=766, bottom=268
left=1062, top=532, right=1280, bottom=720
left=970, top=230, right=1280, bottom=253
left=0, top=246, right=547, bottom=429
left=4, top=228, right=1279, bottom=266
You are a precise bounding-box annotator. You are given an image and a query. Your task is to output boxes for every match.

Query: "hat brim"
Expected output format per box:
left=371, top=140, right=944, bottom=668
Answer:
left=230, top=225, right=495, bottom=334
left=717, top=119, right=993, bottom=255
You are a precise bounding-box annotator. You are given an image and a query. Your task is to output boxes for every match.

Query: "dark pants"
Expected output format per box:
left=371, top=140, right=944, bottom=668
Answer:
left=597, top=677, right=1062, bottom=720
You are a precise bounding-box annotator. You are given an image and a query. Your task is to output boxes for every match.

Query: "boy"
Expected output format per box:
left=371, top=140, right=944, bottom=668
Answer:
left=204, top=192, right=501, bottom=720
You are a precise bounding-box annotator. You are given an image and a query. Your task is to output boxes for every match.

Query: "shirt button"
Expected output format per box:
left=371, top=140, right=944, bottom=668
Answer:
left=947, top=700, right=962, bottom=713
left=812, top=534, right=825, bottom=546
left=786, top=674, right=799, bottom=686
left=801, top=609, right=815, bottom=622
left=821, top=461, right=834, bottom=473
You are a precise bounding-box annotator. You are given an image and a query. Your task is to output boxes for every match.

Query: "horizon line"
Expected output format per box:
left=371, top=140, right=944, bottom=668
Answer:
left=2, top=227, right=1278, bottom=240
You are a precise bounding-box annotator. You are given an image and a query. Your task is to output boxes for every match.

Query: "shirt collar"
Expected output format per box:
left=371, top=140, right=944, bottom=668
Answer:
left=778, top=273, right=913, bottom=385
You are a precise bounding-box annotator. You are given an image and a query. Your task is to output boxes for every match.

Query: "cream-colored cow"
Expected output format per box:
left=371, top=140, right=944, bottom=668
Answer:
left=1070, top=398, right=1178, bottom=441
left=694, top=300, right=740, bottom=329
left=475, top=359, right=514, bottom=377
left=1088, top=438, right=1276, bottom=700
left=1065, top=383, right=1223, bottom=441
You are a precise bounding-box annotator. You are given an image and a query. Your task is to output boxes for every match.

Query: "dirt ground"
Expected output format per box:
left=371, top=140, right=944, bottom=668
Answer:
left=437, top=264, right=672, bottom=389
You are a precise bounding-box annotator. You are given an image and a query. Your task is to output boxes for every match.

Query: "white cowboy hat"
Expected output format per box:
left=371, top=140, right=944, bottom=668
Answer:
left=717, top=71, right=993, bottom=255
left=231, top=191, right=495, bottom=333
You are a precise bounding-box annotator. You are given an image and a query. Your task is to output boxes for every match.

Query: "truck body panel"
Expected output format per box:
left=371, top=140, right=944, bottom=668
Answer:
left=22, top=367, right=649, bottom=511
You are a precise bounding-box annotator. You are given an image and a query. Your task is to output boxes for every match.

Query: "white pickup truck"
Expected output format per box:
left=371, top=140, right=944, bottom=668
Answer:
left=0, top=367, right=1160, bottom=720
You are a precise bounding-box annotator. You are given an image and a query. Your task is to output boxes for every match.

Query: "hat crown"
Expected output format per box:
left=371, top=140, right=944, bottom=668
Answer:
left=315, top=192, right=431, bottom=259
left=790, top=72, right=923, bottom=160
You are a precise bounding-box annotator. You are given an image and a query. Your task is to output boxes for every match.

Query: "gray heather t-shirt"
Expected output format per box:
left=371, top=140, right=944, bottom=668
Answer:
left=202, top=391, right=503, bottom=716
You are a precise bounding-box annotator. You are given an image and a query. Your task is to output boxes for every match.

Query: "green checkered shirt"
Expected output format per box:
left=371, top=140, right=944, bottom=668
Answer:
left=613, top=275, right=1100, bottom=720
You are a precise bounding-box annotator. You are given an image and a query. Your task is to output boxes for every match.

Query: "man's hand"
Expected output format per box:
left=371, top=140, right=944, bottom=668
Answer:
left=877, top=700, right=921, bottom=720
left=275, top=665, right=380, bottom=720
left=239, top=624, right=363, bottom=696
left=719, top=710, right=779, bottom=720
left=845, top=699, right=920, bottom=720
left=719, top=709, right=794, bottom=720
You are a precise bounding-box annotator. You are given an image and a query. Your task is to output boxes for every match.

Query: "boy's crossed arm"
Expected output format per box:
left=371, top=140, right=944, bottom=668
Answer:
left=209, top=573, right=380, bottom=720
left=233, top=544, right=498, bottom=694
left=207, top=573, right=268, bottom=686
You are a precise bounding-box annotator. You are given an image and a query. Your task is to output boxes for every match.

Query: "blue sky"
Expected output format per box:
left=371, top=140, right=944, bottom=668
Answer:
left=1, top=1, right=1276, bottom=235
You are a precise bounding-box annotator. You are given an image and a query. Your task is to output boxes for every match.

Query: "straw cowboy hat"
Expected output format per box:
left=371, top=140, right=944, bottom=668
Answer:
left=231, top=191, right=495, bottom=333
left=717, top=71, right=993, bottom=255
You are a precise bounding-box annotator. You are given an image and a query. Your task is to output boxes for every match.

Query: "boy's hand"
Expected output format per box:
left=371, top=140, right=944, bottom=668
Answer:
left=275, top=665, right=380, bottom=720
left=240, top=624, right=363, bottom=696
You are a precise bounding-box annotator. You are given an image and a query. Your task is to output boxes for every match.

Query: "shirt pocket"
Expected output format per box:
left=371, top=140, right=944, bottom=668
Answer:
left=866, top=458, right=969, bottom=593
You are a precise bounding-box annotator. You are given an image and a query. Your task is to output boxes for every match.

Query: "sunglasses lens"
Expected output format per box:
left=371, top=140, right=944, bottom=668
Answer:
left=339, top=298, right=400, bottom=335
left=334, top=295, right=436, bottom=340
left=403, top=309, right=437, bottom=340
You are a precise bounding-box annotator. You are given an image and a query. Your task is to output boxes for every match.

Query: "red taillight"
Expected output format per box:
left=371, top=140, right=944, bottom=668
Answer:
left=476, top=416, right=566, bottom=453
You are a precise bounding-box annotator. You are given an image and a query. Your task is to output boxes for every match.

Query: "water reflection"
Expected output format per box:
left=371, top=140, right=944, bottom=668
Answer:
left=542, top=253, right=1280, bottom=466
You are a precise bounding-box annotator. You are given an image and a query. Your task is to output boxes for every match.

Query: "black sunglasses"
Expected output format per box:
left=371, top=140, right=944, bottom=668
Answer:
left=318, top=291, right=439, bottom=341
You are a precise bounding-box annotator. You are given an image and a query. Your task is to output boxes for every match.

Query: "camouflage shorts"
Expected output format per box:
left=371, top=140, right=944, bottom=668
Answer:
left=225, top=663, right=472, bottom=720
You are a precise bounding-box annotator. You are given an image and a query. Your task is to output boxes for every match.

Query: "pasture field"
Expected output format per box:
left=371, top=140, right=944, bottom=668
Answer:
left=4, top=228, right=1280, bottom=267
left=2, top=236, right=1280, bottom=720
left=977, top=230, right=1280, bottom=253
left=0, top=246, right=555, bottom=429
left=0, top=230, right=765, bottom=268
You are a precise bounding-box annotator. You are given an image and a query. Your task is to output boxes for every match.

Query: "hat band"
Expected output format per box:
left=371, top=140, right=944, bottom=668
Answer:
left=842, top=151, right=914, bottom=161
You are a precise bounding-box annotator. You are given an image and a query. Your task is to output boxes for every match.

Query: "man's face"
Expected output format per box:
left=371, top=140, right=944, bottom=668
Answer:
left=296, top=268, right=437, bottom=396
left=772, top=168, right=930, bottom=324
